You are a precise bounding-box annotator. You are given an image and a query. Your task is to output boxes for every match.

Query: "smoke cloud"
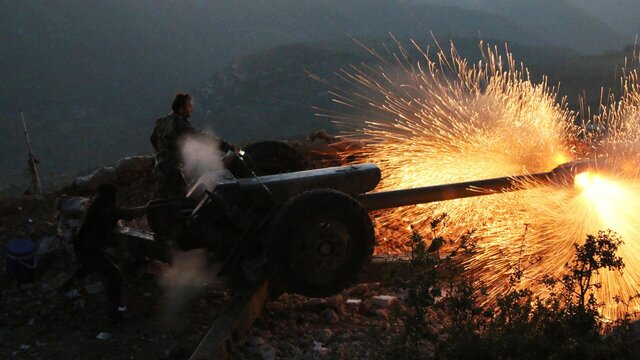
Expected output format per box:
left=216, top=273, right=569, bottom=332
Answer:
left=180, top=133, right=225, bottom=183
left=158, top=249, right=224, bottom=318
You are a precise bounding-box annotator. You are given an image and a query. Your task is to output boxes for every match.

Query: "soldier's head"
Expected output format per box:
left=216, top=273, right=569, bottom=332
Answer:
left=172, top=93, right=193, bottom=119
left=96, top=183, right=117, bottom=206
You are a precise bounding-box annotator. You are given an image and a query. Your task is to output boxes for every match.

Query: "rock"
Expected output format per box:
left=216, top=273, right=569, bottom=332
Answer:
left=37, top=235, right=61, bottom=259
left=345, top=283, right=368, bottom=297
left=115, top=155, right=154, bottom=179
left=282, top=342, right=303, bottom=358
left=72, top=299, right=85, bottom=310
left=303, top=341, right=328, bottom=358
left=84, top=281, right=105, bottom=295
left=316, top=328, right=333, bottom=342
left=256, top=344, right=277, bottom=360
left=374, top=309, right=389, bottom=319
left=371, top=295, right=397, bottom=308
left=320, top=308, right=339, bottom=324
left=96, top=332, right=111, bottom=340
left=56, top=196, right=90, bottom=216
left=20, top=283, right=35, bottom=291
left=73, top=167, right=116, bottom=191
left=302, top=298, right=327, bottom=311
left=346, top=298, right=362, bottom=305
left=327, top=294, right=346, bottom=314
left=248, top=336, right=265, bottom=347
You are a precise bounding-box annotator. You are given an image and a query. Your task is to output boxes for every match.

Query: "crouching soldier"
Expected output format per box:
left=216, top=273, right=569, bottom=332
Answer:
left=60, top=184, right=147, bottom=320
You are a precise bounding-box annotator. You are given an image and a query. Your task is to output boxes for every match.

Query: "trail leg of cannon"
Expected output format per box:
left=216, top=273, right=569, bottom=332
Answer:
left=190, top=280, right=270, bottom=360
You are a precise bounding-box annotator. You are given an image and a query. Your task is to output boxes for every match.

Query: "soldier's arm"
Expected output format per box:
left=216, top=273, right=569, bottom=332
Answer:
left=116, top=206, right=148, bottom=221
left=177, top=119, right=237, bottom=153
left=218, top=139, right=236, bottom=153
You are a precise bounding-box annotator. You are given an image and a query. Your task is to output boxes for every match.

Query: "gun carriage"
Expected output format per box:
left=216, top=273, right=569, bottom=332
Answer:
left=147, top=151, right=596, bottom=298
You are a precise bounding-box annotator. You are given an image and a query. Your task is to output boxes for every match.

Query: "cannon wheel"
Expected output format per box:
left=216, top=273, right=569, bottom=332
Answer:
left=242, top=140, right=306, bottom=176
left=268, top=189, right=375, bottom=297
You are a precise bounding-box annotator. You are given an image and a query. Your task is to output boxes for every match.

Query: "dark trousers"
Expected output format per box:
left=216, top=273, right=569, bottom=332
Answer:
left=65, top=252, right=123, bottom=314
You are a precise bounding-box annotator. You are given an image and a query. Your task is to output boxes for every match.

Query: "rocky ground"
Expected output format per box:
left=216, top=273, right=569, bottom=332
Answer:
left=0, top=158, right=416, bottom=360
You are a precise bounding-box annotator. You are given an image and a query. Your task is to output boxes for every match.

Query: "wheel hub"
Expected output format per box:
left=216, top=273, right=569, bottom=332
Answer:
left=317, top=241, right=335, bottom=256
left=287, top=217, right=351, bottom=282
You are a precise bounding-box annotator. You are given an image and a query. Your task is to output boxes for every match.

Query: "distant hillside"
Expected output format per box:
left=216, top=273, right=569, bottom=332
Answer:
left=2, top=37, right=632, bottom=194
left=1, top=0, right=548, bottom=191
left=565, top=0, right=640, bottom=39
left=0, top=0, right=632, bottom=193
left=416, top=0, right=629, bottom=53
left=485, top=0, right=628, bottom=53
left=192, top=44, right=363, bottom=142
left=192, top=39, right=625, bottom=147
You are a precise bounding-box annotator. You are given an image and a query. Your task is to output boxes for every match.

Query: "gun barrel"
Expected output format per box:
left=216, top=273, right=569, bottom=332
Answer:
left=354, top=172, right=546, bottom=211
left=355, top=159, right=598, bottom=211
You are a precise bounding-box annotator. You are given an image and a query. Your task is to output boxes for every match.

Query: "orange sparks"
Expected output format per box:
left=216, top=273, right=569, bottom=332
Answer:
left=320, top=38, right=640, bottom=319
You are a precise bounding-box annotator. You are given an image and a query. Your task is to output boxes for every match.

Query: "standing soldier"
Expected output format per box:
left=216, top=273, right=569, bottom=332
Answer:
left=150, top=93, right=235, bottom=199
left=60, top=184, right=147, bottom=321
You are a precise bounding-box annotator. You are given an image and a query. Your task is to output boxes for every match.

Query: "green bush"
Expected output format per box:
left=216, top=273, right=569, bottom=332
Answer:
left=375, top=223, right=639, bottom=359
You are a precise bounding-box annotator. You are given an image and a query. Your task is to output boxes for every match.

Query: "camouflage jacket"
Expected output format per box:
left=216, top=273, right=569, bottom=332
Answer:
left=150, top=113, right=233, bottom=167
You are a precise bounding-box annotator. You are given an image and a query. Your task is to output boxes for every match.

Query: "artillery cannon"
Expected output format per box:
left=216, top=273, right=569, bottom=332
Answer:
left=147, top=158, right=597, bottom=298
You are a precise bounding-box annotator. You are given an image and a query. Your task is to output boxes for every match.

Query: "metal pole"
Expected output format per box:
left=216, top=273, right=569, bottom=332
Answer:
left=21, top=111, right=43, bottom=196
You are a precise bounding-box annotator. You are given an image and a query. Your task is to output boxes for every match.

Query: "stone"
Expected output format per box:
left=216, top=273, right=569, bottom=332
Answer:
left=302, top=298, right=327, bottom=311
left=371, top=295, right=397, bottom=308
left=311, top=341, right=328, bottom=355
left=316, top=328, right=333, bottom=342
left=64, top=289, right=81, bottom=298
left=374, top=309, right=389, bottom=319
left=345, top=283, right=368, bottom=297
left=96, top=332, right=111, bottom=340
left=320, top=308, right=339, bottom=324
left=256, top=344, right=277, bottom=360
left=72, top=299, right=85, bottom=310
left=282, top=342, right=303, bottom=358
left=20, top=283, right=35, bottom=291
left=115, top=155, right=154, bottom=178
left=73, top=167, right=116, bottom=191
left=248, top=336, right=265, bottom=347
left=37, top=235, right=61, bottom=259
left=327, top=294, right=346, bottom=314
left=84, top=281, right=105, bottom=295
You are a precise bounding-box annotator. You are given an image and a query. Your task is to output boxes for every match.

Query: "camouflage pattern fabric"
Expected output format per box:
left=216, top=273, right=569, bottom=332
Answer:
left=150, top=113, right=235, bottom=199
left=152, top=160, right=187, bottom=199
left=150, top=113, right=202, bottom=199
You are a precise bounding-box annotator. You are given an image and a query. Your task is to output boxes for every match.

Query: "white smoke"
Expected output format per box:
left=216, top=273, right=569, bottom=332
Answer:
left=158, top=249, right=224, bottom=317
left=180, top=134, right=225, bottom=183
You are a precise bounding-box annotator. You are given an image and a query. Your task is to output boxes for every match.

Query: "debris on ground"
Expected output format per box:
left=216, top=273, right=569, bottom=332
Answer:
left=0, top=149, right=409, bottom=360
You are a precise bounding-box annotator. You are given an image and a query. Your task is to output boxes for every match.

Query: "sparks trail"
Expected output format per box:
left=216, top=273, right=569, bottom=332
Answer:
left=318, top=38, right=640, bottom=319
left=316, top=37, right=576, bottom=251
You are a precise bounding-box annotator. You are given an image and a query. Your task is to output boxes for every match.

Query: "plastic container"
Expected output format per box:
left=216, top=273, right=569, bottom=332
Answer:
left=4, top=238, right=37, bottom=283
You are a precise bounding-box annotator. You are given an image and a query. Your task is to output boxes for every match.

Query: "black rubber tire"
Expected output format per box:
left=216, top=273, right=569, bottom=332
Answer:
left=268, top=189, right=375, bottom=297
left=243, top=140, right=306, bottom=176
